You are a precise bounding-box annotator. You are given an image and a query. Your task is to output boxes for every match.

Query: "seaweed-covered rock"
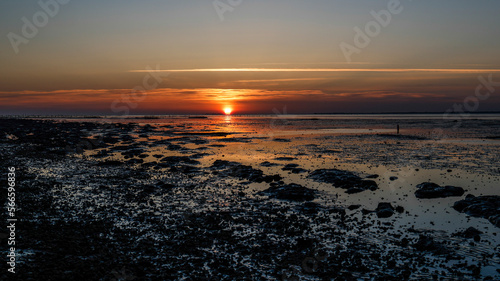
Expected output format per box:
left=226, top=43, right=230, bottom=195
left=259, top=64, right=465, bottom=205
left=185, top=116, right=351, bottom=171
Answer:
left=308, top=169, right=378, bottom=193
left=453, top=195, right=500, bottom=227
left=258, top=183, right=316, bottom=202
left=415, top=182, right=464, bottom=199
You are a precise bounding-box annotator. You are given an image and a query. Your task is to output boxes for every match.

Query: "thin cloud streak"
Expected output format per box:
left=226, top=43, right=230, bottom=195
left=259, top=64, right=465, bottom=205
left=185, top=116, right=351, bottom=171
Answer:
left=233, top=78, right=329, bottom=83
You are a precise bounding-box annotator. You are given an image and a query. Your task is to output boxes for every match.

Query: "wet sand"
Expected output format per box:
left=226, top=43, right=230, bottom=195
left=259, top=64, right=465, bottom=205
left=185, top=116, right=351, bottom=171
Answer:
left=1, top=115, right=499, bottom=280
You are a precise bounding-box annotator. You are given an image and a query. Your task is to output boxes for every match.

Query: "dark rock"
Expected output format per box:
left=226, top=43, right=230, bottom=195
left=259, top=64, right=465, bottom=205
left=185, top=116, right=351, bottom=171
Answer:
left=190, top=153, right=210, bottom=159
left=291, top=168, right=307, bottom=174
left=258, top=183, right=316, bottom=202
left=211, top=160, right=280, bottom=183
left=395, top=206, right=405, bottom=213
left=126, top=158, right=144, bottom=164
left=218, top=137, right=253, bottom=143
left=345, top=187, right=365, bottom=194
left=260, top=161, right=278, bottom=167
left=361, top=209, right=373, bottom=215
left=366, top=174, right=379, bottom=179
left=308, top=169, right=378, bottom=193
left=452, top=227, right=483, bottom=239
left=274, top=157, right=297, bottom=161
left=167, top=144, right=183, bottom=151
left=96, top=160, right=123, bottom=166
left=413, top=235, right=448, bottom=254
left=415, top=182, right=464, bottom=199
left=282, top=164, right=299, bottom=171
left=389, top=176, right=398, bottom=181
left=348, top=205, right=361, bottom=210
left=296, top=237, right=317, bottom=250
left=376, top=203, right=395, bottom=218
left=298, top=202, right=321, bottom=214
left=170, top=165, right=200, bottom=174
left=161, top=156, right=200, bottom=166
left=453, top=195, right=500, bottom=227
left=272, top=138, right=291, bottom=142
left=156, top=181, right=175, bottom=189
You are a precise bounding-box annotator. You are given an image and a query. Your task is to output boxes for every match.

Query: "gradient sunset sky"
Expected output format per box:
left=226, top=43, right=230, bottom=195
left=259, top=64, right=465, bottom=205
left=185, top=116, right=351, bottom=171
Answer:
left=1, top=0, right=500, bottom=115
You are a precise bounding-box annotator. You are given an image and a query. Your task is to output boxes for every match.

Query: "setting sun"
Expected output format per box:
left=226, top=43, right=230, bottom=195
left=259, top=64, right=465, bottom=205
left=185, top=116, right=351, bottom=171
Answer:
left=223, top=107, right=233, bottom=115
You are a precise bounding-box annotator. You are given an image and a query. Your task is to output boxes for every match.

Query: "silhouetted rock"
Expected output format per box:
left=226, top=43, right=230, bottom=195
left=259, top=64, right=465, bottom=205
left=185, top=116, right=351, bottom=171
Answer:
left=258, top=183, right=316, bottom=201
left=453, top=195, right=500, bottom=227
left=298, top=202, right=322, bottom=214
left=452, top=227, right=483, bottom=241
left=376, top=203, right=395, bottom=218
left=395, top=206, right=405, bottom=213
left=211, top=160, right=281, bottom=183
left=413, top=235, right=448, bottom=254
left=260, top=161, right=278, bottom=167
left=272, top=138, right=291, bottom=142
left=282, top=164, right=299, bottom=171
left=415, top=182, right=464, bottom=198
left=161, top=156, right=200, bottom=166
left=308, top=169, right=378, bottom=193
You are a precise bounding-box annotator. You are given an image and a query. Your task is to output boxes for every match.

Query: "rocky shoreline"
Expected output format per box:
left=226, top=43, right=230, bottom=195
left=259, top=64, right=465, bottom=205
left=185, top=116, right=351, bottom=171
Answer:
left=1, top=118, right=499, bottom=280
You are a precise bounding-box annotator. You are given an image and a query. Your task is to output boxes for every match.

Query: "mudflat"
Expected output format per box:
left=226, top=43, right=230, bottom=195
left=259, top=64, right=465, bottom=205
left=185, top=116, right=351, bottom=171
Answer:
left=1, top=115, right=499, bottom=280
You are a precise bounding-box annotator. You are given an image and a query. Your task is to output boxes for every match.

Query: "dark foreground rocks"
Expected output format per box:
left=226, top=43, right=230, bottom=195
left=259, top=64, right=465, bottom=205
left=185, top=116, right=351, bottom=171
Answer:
left=1, top=118, right=498, bottom=280
left=308, top=169, right=378, bottom=194
left=376, top=203, right=395, bottom=218
left=413, top=235, right=449, bottom=255
left=258, top=183, right=317, bottom=201
left=211, top=160, right=281, bottom=183
left=361, top=202, right=403, bottom=218
left=415, top=182, right=464, bottom=199
left=452, top=227, right=483, bottom=241
left=453, top=195, right=500, bottom=227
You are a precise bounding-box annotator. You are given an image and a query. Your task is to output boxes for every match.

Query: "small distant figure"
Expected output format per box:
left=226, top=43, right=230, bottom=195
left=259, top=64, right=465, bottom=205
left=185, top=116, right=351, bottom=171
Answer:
left=397, top=124, right=400, bottom=134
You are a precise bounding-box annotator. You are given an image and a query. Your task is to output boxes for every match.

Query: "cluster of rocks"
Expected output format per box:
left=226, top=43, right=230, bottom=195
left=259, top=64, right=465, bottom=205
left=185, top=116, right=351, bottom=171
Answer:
left=1, top=118, right=498, bottom=280
left=361, top=203, right=404, bottom=218
left=258, top=183, right=317, bottom=202
left=453, top=195, right=500, bottom=227
left=282, top=163, right=307, bottom=174
left=415, top=182, right=465, bottom=199
left=308, top=169, right=378, bottom=194
left=210, top=160, right=282, bottom=183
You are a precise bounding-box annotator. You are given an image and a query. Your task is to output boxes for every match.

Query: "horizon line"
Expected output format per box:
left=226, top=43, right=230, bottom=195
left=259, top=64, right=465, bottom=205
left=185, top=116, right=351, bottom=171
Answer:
left=130, top=68, right=500, bottom=73
left=3, top=111, right=500, bottom=117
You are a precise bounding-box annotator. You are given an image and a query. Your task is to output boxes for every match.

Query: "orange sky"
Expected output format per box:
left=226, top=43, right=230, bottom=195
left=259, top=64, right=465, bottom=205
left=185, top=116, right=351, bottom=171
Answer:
left=1, top=1, right=500, bottom=114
